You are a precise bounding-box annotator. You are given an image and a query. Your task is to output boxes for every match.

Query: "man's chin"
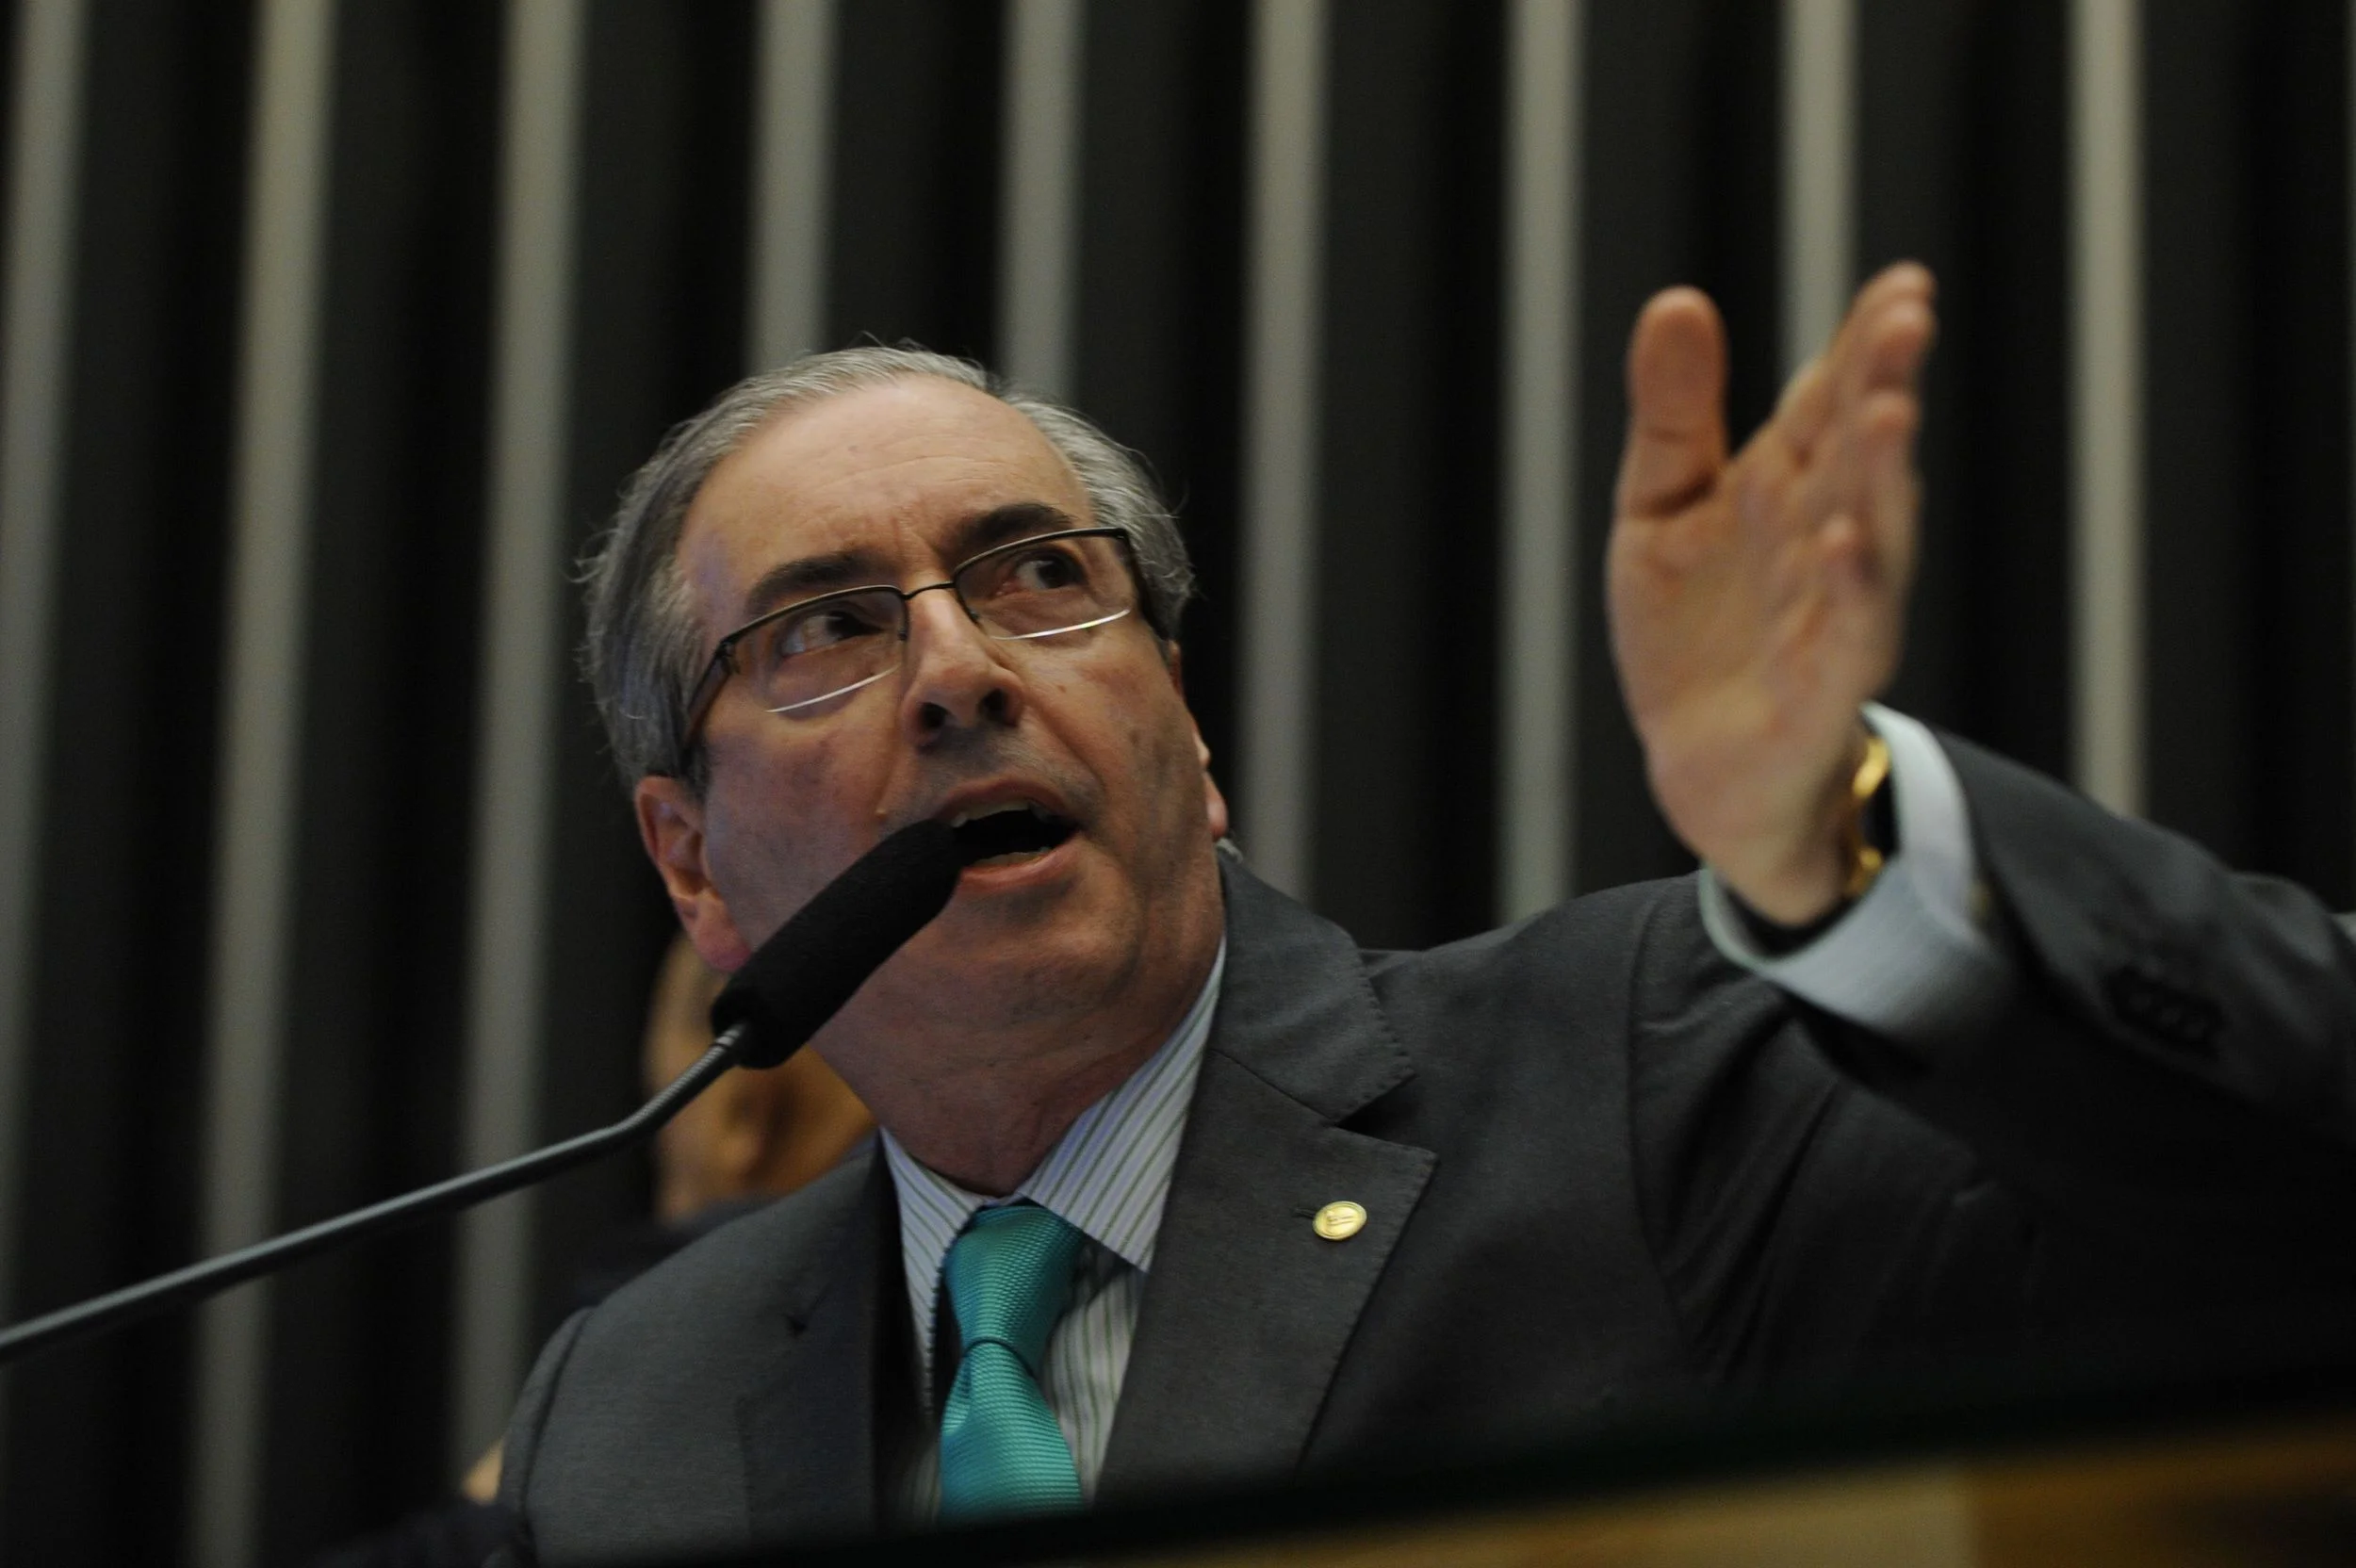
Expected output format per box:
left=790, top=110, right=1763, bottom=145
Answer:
left=909, top=875, right=1141, bottom=1014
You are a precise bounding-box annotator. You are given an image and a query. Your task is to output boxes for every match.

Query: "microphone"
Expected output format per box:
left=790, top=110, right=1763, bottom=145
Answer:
left=712, top=817, right=963, bottom=1067
left=0, top=818, right=968, bottom=1368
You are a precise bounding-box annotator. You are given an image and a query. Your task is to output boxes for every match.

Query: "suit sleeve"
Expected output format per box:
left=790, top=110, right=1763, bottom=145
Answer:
left=486, top=1308, right=593, bottom=1567
left=1794, top=730, right=2356, bottom=1277
left=1635, top=734, right=2356, bottom=1388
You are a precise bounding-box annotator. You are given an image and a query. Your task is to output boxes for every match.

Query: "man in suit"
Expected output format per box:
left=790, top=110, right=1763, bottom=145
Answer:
left=493, top=266, right=2356, bottom=1562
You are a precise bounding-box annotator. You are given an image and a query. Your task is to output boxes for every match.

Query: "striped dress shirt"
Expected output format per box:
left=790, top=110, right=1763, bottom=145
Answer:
left=881, top=941, right=1225, bottom=1519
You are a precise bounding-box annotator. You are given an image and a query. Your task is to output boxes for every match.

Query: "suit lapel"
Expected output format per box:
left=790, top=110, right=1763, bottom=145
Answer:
left=1097, top=865, right=1437, bottom=1501
left=739, top=1149, right=901, bottom=1537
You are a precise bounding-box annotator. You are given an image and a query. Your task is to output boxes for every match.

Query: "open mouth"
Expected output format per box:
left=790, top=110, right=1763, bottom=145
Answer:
left=945, top=801, right=1079, bottom=868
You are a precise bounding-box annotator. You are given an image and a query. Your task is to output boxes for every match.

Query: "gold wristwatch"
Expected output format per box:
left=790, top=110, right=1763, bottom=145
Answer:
left=1840, top=732, right=1893, bottom=901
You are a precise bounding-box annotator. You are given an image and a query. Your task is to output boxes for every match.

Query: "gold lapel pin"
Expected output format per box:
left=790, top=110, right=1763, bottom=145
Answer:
left=1313, top=1200, right=1366, bottom=1241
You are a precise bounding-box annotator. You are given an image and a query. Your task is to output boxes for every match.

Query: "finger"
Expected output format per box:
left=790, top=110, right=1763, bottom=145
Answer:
left=1779, top=376, right=1919, bottom=612
left=1617, top=286, right=1728, bottom=519
left=1798, top=263, right=1924, bottom=417
left=1833, top=267, right=1937, bottom=413
left=1855, top=258, right=1936, bottom=318
left=1774, top=354, right=1834, bottom=464
left=1802, top=392, right=1918, bottom=623
left=1839, top=260, right=1936, bottom=352
left=1859, top=388, right=1922, bottom=591
left=1806, top=283, right=1933, bottom=547
left=1859, top=297, right=1937, bottom=401
left=1774, top=265, right=1932, bottom=492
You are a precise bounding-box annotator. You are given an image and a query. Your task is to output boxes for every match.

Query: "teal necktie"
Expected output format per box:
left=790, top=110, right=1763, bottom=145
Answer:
left=937, top=1201, right=1086, bottom=1520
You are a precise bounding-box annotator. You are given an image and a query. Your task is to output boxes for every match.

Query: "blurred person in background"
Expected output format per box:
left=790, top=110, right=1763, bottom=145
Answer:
left=647, top=930, right=876, bottom=1223
left=567, top=934, right=876, bottom=1308
left=307, top=935, right=872, bottom=1568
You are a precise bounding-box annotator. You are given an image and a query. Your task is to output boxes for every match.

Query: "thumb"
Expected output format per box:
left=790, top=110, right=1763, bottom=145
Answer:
left=1617, top=286, right=1729, bottom=519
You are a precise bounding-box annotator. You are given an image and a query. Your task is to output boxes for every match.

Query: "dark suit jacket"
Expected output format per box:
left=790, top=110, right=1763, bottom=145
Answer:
left=494, top=735, right=2356, bottom=1564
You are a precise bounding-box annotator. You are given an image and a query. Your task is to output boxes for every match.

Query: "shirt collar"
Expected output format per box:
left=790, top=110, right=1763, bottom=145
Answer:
left=882, top=940, right=1225, bottom=1348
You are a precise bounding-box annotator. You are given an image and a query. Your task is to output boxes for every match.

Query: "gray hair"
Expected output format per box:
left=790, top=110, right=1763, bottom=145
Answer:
left=581, top=345, right=1195, bottom=790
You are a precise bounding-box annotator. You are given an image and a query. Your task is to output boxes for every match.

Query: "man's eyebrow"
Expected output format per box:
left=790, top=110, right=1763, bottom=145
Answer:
left=740, top=547, right=891, bottom=619
left=734, top=501, right=1083, bottom=620
left=947, top=501, right=1085, bottom=560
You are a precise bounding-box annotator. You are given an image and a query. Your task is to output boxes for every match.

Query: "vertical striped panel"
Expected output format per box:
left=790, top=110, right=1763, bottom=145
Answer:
left=1782, top=0, right=1856, bottom=371
left=749, top=0, right=837, bottom=370
left=0, top=0, right=90, bottom=1322
left=1497, top=0, right=1582, bottom=919
left=999, top=0, right=1085, bottom=400
left=2070, top=0, right=2144, bottom=815
left=0, top=0, right=90, bottom=1520
left=1240, top=0, right=1326, bottom=898
left=191, top=1, right=338, bottom=1562
left=452, top=0, right=586, bottom=1469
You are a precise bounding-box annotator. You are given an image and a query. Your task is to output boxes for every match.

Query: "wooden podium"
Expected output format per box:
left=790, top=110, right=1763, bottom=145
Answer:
left=1136, top=1415, right=2356, bottom=1567
left=662, top=1324, right=2356, bottom=1568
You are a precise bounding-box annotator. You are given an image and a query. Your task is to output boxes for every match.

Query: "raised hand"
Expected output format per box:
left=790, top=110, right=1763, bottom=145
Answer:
left=1608, top=262, right=1936, bottom=924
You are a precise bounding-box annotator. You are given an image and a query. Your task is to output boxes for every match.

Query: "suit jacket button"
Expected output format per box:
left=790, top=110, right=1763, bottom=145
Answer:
left=1314, top=1200, right=1366, bottom=1241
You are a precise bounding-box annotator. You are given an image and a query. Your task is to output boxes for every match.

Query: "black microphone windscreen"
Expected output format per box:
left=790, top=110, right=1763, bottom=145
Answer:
left=709, top=819, right=965, bottom=1069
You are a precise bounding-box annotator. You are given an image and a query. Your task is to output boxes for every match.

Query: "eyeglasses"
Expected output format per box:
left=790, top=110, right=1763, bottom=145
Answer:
left=671, top=527, right=1145, bottom=771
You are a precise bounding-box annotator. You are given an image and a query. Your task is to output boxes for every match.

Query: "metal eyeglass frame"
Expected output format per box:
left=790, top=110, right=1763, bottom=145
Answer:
left=667, top=526, right=1149, bottom=775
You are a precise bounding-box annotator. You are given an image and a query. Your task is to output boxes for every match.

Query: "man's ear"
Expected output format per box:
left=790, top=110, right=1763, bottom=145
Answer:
left=1196, top=722, right=1231, bottom=841
left=1166, top=645, right=1231, bottom=840
left=634, top=776, right=755, bottom=971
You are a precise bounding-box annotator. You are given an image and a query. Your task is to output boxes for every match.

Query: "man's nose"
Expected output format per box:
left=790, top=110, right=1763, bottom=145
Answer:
left=897, top=587, right=1024, bottom=742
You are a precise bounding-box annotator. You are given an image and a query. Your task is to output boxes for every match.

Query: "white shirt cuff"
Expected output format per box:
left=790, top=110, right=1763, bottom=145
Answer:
left=1697, top=704, right=2014, bottom=1042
